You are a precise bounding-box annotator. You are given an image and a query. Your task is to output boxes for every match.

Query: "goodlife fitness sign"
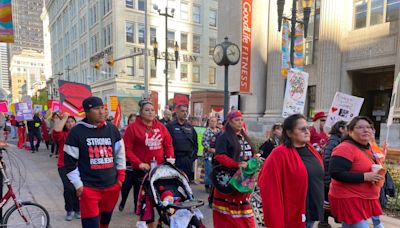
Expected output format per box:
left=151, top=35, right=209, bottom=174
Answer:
left=240, top=0, right=252, bottom=94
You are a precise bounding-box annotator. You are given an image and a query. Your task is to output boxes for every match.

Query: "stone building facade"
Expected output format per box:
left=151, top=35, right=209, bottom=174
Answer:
left=219, top=0, right=400, bottom=147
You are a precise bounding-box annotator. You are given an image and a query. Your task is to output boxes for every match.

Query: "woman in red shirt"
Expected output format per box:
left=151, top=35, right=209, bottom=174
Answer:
left=52, top=113, right=79, bottom=221
left=258, top=114, right=324, bottom=228
left=123, top=100, right=174, bottom=226
left=329, top=116, right=384, bottom=228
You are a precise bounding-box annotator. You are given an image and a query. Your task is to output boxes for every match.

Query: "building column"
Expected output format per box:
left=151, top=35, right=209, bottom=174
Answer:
left=263, top=2, right=285, bottom=119
left=315, top=0, right=345, bottom=111
left=394, top=21, right=400, bottom=117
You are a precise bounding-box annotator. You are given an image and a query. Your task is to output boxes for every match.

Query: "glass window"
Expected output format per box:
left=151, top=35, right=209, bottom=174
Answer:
left=138, top=0, right=145, bottom=11
left=192, top=65, right=200, bottom=82
left=181, top=33, right=188, bottom=50
left=138, top=24, right=145, bottom=44
left=126, top=22, right=134, bottom=43
left=193, top=34, right=200, bottom=53
left=126, top=0, right=134, bottom=8
left=168, top=62, right=175, bottom=80
left=151, top=60, right=156, bottom=78
left=150, top=27, right=157, bottom=45
left=370, top=0, right=384, bottom=25
left=354, top=0, right=368, bottom=29
left=209, top=38, right=216, bottom=55
left=181, top=3, right=189, bottom=20
left=386, top=0, right=400, bottom=21
left=181, top=64, right=188, bottom=81
left=209, top=9, right=217, bottom=27
left=167, top=30, right=175, bottom=48
left=209, top=67, right=216, bottom=84
left=193, top=5, right=201, bottom=23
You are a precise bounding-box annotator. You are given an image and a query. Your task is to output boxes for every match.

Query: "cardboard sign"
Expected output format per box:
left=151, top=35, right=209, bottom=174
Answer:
left=282, top=69, right=309, bottom=118
left=15, top=102, right=33, bottom=121
left=0, top=101, right=8, bottom=113
left=325, top=92, right=364, bottom=128
left=33, top=104, right=43, bottom=113
left=109, top=95, right=118, bottom=112
left=194, top=127, right=207, bottom=157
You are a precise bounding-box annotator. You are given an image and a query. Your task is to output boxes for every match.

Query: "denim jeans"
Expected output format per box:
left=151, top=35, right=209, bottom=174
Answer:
left=204, top=157, right=212, bottom=186
left=342, top=217, right=383, bottom=228
left=306, top=221, right=315, bottom=228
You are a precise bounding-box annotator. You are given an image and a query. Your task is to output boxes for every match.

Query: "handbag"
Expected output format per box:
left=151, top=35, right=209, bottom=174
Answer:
left=211, top=164, right=236, bottom=194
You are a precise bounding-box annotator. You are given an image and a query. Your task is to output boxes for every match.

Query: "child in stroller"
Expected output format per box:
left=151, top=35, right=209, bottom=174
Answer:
left=136, top=162, right=205, bottom=228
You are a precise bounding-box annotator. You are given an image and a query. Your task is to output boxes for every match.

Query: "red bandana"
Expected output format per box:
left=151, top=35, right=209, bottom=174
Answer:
left=227, top=111, right=242, bottom=121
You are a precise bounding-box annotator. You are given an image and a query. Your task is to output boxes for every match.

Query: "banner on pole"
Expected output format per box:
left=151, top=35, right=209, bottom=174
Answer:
left=282, top=69, right=309, bottom=118
left=325, top=92, right=364, bottom=128
left=240, top=0, right=252, bottom=93
left=294, top=24, right=305, bottom=71
left=0, top=0, right=14, bottom=43
left=387, top=73, right=400, bottom=127
left=281, top=20, right=290, bottom=77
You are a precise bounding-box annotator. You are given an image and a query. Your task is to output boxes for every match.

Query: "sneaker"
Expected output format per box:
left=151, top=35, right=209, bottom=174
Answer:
left=118, top=204, right=124, bottom=212
left=65, top=211, right=73, bottom=221
left=74, top=211, right=81, bottom=219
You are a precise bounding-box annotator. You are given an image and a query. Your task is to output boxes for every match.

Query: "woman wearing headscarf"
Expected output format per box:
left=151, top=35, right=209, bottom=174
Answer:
left=212, top=111, right=257, bottom=228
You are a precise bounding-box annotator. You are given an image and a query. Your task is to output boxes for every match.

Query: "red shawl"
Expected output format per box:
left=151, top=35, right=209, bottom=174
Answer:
left=258, top=144, right=323, bottom=228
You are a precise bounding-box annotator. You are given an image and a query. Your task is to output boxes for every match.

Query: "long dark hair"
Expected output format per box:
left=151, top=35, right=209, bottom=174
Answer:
left=224, top=122, right=257, bottom=162
left=329, top=120, right=347, bottom=136
left=63, top=116, right=76, bottom=131
left=282, top=114, right=307, bottom=148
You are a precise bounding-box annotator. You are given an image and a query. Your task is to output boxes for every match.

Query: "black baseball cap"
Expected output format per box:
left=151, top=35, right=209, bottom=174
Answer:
left=83, top=96, right=104, bottom=112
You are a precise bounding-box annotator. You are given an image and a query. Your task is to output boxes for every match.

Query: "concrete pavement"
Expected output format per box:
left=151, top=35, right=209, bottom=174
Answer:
left=1, top=141, right=399, bottom=227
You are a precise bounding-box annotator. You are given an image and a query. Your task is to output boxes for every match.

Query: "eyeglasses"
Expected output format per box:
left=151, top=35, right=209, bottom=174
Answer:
left=354, top=126, right=373, bottom=130
left=296, top=126, right=310, bottom=133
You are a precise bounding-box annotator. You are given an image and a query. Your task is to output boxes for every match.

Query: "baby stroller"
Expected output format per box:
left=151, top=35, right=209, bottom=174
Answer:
left=137, top=162, right=205, bottom=228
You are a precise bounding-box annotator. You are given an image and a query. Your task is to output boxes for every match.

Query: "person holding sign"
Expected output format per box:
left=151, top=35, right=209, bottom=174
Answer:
left=329, top=116, right=384, bottom=228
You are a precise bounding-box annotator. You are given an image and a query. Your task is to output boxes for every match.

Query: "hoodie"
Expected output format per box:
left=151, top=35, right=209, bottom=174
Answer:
left=64, top=118, right=126, bottom=189
left=123, top=117, right=174, bottom=170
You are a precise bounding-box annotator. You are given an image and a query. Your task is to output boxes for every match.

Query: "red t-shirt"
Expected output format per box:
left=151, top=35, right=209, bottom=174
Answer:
left=329, top=141, right=380, bottom=200
left=309, top=126, right=328, bottom=148
left=52, top=130, right=69, bottom=168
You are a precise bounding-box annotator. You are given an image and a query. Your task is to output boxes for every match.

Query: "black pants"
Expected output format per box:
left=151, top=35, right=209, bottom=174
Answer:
left=176, top=155, right=194, bottom=181
left=132, top=170, right=146, bottom=210
left=58, top=167, right=80, bottom=212
left=323, top=185, right=330, bottom=223
left=28, top=129, right=41, bottom=151
left=119, top=170, right=134, bottom=208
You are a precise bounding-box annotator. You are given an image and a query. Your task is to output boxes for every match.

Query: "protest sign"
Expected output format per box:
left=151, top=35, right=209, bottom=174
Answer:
left=194, top=126, right=207, bottom=157
left=325, top=92, right=364, bottom=128
left=282, top=69, right=309, bottom=118
left=15, top=102, right=33, bottom=121
left=58, top=80, right=92, bottom=117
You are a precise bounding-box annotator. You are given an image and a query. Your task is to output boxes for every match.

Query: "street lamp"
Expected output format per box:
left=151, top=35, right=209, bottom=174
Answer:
left=153, top=3, right=179, bottom=107
left=277, top=0, right=313, bottom=67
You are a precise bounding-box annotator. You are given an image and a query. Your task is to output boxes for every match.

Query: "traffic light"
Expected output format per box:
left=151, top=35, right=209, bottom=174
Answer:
left=107, top=58, right=115, bottom=67
left=94, top=62, right=101, bottom=70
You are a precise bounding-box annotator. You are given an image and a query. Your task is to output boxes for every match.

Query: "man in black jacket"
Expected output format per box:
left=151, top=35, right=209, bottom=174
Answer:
left=27, top=113, right=42, bottom=153
left=167, top=104, right=198, bottom=181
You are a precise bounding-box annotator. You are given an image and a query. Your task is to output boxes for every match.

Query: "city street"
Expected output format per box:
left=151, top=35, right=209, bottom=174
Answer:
left=1, top=141, right=399, bottom=228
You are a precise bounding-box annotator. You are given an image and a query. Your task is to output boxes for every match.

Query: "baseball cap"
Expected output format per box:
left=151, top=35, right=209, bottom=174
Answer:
left=82, top=96, right=104, bottom=112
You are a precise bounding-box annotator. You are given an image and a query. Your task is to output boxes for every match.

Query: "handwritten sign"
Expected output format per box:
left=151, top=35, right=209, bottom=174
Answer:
left=325, top=92, right=364, bottom=128
left=15, top=102, right=33, bottom=121
left=282, top=69, right=309, bottom=118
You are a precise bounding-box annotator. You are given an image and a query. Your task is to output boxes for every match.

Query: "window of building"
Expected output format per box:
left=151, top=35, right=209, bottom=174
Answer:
left=150, top=60, right=156, bottom=78
left=181, top=2, right=189, bottom=20
left=209, top=38, right=216, bottom=55
left=138, top=0, right=145, bottom=11
left=355, top=0, right=368, bottom=29
left=138, top=24, right=145, bottom=44
left=127, top=59, right=134, bottom=76
left=208, top=67, right=216, bottom=84
left=103, top=0, right=112, bottom=15
left=181, top=64, right=188, bottom=81
left=126, top=22, right=134, bottom=43
left=90, top=3, right=98, bottom=26
left=168, top=62, right=176, bottom=80
left=209, top=9, right=217, bottom=27
left=387, top=0, right=400, bottom=21
left=126, top=0, right=134, bottom=8
left=193, top=34, right=200, bottom=53
left=193, top=5, right=201, bottom=23
left=371, top=0, right=384, bottom=25
left=150, top=27, right=157, bottom=45
left=305, top=86, right=316, bottom=120
left=167, top=30, right=175, bottom=48
left=192, top=65, right=200, bottom=82
left=181, top=33, right=188, bottom=50
left=79, top=15, right=87, bottom=34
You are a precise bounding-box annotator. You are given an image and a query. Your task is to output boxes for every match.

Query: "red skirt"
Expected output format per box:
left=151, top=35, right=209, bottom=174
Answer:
left=329, top=196, right=382, bottom=224
left=212, top=189, right=255, bottom=228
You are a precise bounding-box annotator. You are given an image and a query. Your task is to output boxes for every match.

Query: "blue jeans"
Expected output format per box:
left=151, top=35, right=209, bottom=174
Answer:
left=306, top=221, right=315, bottom=228
left=204, top=157, right=212, bottom=186
left=342, top=217, right=382, bottom=228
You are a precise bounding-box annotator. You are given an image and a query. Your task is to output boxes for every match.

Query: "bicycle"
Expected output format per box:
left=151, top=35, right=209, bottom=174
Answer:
left=0, top=147, right=50, bottom=227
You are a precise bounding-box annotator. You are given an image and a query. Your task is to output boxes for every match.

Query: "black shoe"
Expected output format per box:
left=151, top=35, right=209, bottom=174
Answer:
left=31, top=150, right=35, bottom=153
left=49, top=154, right=53, bottom=157
left=318, top=222, right=332, bottom=228
left=118, top=204, right=124, bottom=212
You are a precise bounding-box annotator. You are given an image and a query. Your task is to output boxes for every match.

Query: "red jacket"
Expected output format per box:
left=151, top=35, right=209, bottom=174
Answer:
left=52, top=129, right=69, bottom=168
left=123, top=117, right=174, bottom=170
left=258, top=144, right=323, bottom=228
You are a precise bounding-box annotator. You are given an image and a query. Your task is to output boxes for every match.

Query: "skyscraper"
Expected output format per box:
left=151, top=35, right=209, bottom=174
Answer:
left=0, top=43, right=10, bottom=93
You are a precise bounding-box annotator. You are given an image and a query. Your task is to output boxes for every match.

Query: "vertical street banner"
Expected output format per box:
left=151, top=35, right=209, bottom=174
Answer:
left=281, top=20, right=290, bottom=77
left=325, top=92, right=364, bottom=128
left=15, top=102, right=33, bottom=121
left=282, top=69, right=309, bottom=118
left=294, top=24, right=305, bottom=71
left=0, top=0, right=13, bottom=43
left=240, top=0, right=252, bottom=93
left=58, top=80, right=92, bottom=117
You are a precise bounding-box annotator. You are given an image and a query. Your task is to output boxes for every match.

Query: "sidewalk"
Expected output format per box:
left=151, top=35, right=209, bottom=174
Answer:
left=1, top=141, right=399, bottom=227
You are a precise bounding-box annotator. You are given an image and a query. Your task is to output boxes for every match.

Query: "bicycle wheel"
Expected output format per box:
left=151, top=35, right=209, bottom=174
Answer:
left=2, top=201, right=50, bottom=227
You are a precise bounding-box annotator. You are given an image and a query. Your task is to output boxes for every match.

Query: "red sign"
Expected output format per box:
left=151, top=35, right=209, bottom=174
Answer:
left=58, top=80, right=92, bottom=117
left=240, top=0, right=252, bottom=93
left=149, top=91, right=159, bottom=115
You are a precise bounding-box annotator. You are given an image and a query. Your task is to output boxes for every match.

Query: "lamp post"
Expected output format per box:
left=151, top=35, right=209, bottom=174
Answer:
left=153, top=3, right=179, bottom=107
left=277, top=0, right=313, bottom=67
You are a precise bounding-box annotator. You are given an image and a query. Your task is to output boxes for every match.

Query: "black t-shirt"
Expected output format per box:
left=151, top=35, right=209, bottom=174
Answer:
left=296, top=146, right=324, bottom=222
left=215, top=133, right=252, bottom=162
